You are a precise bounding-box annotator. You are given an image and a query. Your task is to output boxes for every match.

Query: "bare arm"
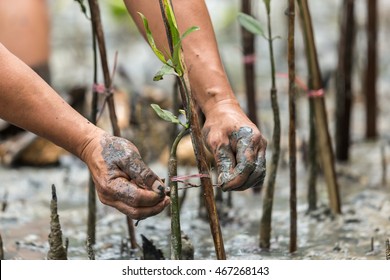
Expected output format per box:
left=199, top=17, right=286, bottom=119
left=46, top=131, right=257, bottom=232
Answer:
left=0, top=43, right=169, bottom=219
left=124, top=0, right=267, bottom=191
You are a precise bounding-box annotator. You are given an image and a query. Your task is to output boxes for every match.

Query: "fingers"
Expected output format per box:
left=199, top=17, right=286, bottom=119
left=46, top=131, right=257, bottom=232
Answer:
left=214, top=145, right=236, bottom=187
left=114, top=197, right=170, bottom=220
left=97, top=177, right=170, bottom=219
left=121, top=152, right=166, bottom=198
left=214, top=127, right=267, bottom=191
left=233, top=148, right=266, bottom=191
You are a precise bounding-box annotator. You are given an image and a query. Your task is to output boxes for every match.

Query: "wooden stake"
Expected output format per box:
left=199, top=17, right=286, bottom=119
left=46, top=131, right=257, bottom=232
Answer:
left=297, top=0, right=342, bottom=215
left=335, top=0, right=355, bottom=161
left=87, top=0, right=137, bottom=248
left=288, top=0, right=297, bottom=254
left=365, top=0, right=378, bottom=139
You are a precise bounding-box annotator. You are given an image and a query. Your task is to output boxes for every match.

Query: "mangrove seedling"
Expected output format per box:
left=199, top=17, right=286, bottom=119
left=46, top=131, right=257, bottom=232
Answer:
left=140, top=0, right=226, bottom=259
left=140, top=7, right=196, bottom=259
left=238, top=0, right=282, bottom=250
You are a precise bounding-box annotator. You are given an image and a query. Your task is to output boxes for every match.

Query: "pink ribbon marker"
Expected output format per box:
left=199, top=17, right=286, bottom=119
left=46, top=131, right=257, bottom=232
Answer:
left=170, top=173, right=210, bottom=182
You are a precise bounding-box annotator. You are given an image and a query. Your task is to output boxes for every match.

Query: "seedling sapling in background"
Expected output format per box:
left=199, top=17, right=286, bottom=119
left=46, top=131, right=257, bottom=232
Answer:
left=238, top=0, right=282, bottom=250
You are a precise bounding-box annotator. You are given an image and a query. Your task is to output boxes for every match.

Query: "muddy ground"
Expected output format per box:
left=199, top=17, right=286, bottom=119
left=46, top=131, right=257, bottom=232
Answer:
left=1, top=0, right=390, bottom=260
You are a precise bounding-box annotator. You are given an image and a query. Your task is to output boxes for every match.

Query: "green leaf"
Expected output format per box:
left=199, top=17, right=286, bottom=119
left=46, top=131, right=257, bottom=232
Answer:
left=163, top=0, right=180, bottom=47
left=237, top=13, right=265, bottom=37
left=151, top=104, right=180, bottom=124
left=153, top=63, right=177, bottom=81
left=180, top=26, right=200, bottom=41
left=172, top=26, right=199, bottom=75
left=138, top=12, right=167, bottom=64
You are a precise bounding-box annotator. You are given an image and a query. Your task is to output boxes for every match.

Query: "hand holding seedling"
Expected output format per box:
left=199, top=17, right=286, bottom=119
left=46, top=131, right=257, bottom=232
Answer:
left=0, top=44, right=169, bottom=220
left=202, top=101, right=267, bottom=191
left=82, top=133, right=170, bottom=220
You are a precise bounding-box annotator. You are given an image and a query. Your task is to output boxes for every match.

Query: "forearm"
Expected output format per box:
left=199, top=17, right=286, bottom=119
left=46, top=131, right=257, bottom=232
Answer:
left=0, top=43, right=102, bottom=161
left=124, top=0, right=239, bottom=117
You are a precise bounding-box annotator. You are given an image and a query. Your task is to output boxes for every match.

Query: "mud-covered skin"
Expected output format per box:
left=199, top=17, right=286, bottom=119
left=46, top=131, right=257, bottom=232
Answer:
left=84, top=133, right=169, bottom=220
left=203, top=104, right=267, bottom=191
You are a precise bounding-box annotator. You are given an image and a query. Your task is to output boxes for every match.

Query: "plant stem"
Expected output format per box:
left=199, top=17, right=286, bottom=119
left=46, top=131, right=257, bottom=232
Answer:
left=386, top=239, right=390, bottom=260
left=365, top=0, right=378, bottom=139
left=288, top=0, right=297, bottom=254
left=88, top=0, right=120, bottom=136
left=158, top=0, right=226, bottom=259
left=260, top=1, right=281, bottom=250
left=169, top=127, right=188, bottom=260
left=241, top=0, right=259, bottom=127
left=297, top=0, right=342, bottom=215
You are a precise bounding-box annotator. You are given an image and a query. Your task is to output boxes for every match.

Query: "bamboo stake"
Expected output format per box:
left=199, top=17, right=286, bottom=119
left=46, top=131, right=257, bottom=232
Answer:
left=260, top=0, right=281, bottom=250
left=87, top=0, right=137, bottom=248
left=297, top=0, right=342, bottom=215
left=288, top=0, right=297, bottom=254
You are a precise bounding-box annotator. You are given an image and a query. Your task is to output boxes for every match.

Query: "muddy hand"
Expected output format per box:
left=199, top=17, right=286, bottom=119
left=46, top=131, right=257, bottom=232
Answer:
left=203, top=103, right=267, bottom=191
left=82, top=132, right=170, bottom=220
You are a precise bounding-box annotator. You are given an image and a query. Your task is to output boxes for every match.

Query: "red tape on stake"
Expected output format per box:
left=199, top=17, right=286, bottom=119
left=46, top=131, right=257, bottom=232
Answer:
left=276, top=73, right=324, bottom=98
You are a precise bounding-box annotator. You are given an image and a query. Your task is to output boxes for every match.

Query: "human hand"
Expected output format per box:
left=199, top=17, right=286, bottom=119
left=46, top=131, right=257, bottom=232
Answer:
left=81, top=132, right=170, bottom=220
left=202, top=102, right=267, bottom=191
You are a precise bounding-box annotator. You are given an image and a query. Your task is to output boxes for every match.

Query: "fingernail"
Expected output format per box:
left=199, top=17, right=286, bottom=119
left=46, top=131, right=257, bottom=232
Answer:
left=152, top=180, right=165, bottom=197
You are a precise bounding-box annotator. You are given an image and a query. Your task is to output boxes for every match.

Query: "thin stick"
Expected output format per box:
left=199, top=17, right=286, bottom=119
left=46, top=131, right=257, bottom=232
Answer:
left=381, top=144, right=387, bottom=187
left=87, top=0, right=137, bottom=248
left=260, top=0, right=281, bottom=250
left=288, top=0, right=297, bottom=254
left=386, top=239, right=390, bottom=260
left=0, top=232, right=4, bottom=260
left=365, top=0, right=378, bottom=139
left=87, top=23, right=98, bottom=245
left=241, top=0, right=259, bottom=127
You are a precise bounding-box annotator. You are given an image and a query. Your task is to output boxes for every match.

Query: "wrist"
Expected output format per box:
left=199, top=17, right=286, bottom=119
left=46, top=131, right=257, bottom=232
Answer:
left=77, top=126, right=106, bottom=164
left=202, top=97, right=242, bottom=119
